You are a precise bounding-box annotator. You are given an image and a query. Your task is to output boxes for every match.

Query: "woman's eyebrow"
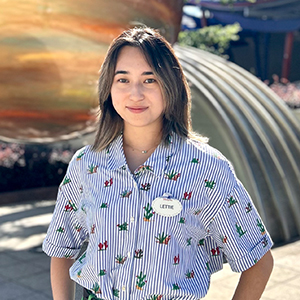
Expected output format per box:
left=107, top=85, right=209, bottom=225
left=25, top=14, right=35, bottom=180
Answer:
left=114, top=70, right=154, bottom=76
left=142, top=71, right=154, bottom=75
left=114, top=70, right=128, bottom=75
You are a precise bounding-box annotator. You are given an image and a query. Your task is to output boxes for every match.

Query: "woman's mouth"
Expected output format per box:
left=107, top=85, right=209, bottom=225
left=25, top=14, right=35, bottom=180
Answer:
left=126, top=106, right=148, bottom=113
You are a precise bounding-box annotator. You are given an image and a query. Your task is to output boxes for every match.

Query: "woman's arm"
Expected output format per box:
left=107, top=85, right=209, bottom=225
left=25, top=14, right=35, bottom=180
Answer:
left=232, top=250, right=274, bottom=300
left=50, top=257, right=76, bottom=300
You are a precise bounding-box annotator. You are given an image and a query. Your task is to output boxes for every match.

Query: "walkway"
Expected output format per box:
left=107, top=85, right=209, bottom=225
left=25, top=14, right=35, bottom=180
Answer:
left=0, top=200, right=299, bottom=299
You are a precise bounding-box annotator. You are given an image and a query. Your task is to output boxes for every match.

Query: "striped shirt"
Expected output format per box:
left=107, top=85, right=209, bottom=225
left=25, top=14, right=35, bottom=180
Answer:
left=43, top=133, right=273, bottom=300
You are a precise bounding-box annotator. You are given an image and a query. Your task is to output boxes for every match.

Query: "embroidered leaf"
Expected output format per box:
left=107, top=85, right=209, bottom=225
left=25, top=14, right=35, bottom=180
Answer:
left=76, top=149, right=85, bottom=161
left=134, top=249, right=143, bottom=259
left=166, top=155, right=172, bottom=162
left=262, top=237, right=268, bottom=248
left=235, top=223, right=247, bottom=237
left=65, top=200, right=78, bottom=212
left=91, top=282, right=101, bottom=294
left=147, top=295, right=163, bottom=300
left=135, top=165, right=154, bottom=176
left=194, top=209, right=202, bottom=215
left=164, top=170, right=181, bottom=181
left=120, top=190, right=132, bottom=198
left=117, top=222, right=128, bottom=231
left=87, top=164, right=98, bottom=174
left=220, top=235, right=227, bottom=243
left=257, top=219, right=266, bottom=235
left=136, top=272, right=147, bottom=289
left=206, top=262, right=210, bottom=272
left=245, top=202, right=252, bottom=213
left=60, top=176, right=71, bottom=188
left=179, top=217, right=185, bottom=224
left=75, top=225, right=82, bottom=232
left=115, top=254, right=127, bottom=264
left=143, top=203, right=155, bottom=221
left=113, top=288, right=120, bottom=297
left=155, top=232, right=171, bottom=244
left=56, top=227, right=64, bottom=233
left=187, top=237, right=192, bottom=246
left=185, top=269, right=195, bottom=279
left=198, top=239, right=205, bottom=246
left=140, top=183, right=151, bottom=191
left=228, top=196, right=238, bottom=207
left=98, top=269, right=106, bottom=276
left=78, top=252, right=86, bottom=263
left=204, top=179, right=216, bottom=189
left=100, top=202, right=108, bottom=208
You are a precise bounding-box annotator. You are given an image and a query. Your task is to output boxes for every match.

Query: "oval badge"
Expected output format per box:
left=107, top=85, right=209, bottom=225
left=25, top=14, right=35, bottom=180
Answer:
left=152, top=193, right=182, bottom=217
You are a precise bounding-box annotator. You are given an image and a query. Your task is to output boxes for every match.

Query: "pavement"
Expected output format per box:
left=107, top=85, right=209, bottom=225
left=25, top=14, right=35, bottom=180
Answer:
left=0, top=199, right=300, bottom=300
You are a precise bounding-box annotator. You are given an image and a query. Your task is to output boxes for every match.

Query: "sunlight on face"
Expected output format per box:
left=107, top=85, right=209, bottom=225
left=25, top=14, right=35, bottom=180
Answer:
left=111, top=46, right=165, bottom=133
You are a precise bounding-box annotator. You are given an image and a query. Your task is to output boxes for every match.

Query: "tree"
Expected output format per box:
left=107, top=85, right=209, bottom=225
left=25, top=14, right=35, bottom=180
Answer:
left=178, top=23, right=242, bottom=57
left=179, top=0, right=257, bottom=56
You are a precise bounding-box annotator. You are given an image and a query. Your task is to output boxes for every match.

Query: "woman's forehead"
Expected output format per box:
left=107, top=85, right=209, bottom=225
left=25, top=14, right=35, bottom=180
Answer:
left=115, top=46, right=152, bottom=72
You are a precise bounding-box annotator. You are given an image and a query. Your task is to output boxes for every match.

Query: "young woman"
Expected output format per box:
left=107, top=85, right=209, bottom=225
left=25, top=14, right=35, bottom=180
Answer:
left=43, top=27, right=273, bottom=300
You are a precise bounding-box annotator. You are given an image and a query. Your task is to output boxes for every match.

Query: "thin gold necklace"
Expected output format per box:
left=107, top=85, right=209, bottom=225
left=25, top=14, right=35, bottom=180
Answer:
left=124, top=143, right=158, bottom=154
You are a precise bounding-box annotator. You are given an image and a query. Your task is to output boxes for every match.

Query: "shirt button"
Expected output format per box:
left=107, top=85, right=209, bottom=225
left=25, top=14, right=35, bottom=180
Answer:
left=127, top=252, right=131, bottom=258
left=130, top=217, right=135, bottom=223
left=133, top=182, right=137, bottom=188
left=122, top=286, right=126, bottom=292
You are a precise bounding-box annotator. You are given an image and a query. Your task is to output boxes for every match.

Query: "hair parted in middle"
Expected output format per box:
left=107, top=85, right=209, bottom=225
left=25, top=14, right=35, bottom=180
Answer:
left=92, top=26, right=207, bottom=152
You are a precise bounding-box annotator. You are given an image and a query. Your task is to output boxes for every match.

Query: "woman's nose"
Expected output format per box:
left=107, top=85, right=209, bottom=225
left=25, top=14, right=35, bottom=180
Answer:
left=129, top=82, right=144, bottom=101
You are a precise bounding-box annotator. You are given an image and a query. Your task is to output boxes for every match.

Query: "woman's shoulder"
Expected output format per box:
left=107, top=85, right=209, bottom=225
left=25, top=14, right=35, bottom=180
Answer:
left=69, top=144, right=108, bottom=167
left=183, top=137, right=228, bottom=164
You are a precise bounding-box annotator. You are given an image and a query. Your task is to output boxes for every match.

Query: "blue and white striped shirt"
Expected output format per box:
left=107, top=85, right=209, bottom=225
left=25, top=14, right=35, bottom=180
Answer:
left=43, top=133, right=273, bottom=300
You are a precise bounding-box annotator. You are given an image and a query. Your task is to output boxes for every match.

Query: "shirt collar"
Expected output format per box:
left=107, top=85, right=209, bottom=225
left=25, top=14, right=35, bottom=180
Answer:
left=107, top=132, right=183, bottom=177
left=107, top=135, right=127, bottom=171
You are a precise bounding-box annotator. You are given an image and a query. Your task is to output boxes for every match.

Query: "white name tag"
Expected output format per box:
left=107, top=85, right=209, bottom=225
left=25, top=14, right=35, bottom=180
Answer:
left=152, top=193, right=182, bottom=217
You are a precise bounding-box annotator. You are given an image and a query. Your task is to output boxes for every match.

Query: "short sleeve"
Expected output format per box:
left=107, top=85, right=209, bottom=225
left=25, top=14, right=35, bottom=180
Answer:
left=42, top=149, right=89, bottom=259
left=207, top=176, right=273, bottom=272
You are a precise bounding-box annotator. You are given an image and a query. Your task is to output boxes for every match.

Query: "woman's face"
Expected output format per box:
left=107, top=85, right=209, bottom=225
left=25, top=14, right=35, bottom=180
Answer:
left=111, top=46, right=165, bottom=133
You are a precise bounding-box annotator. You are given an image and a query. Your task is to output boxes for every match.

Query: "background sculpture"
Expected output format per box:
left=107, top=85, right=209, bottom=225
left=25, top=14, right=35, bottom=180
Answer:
left=0, top=0, right=183, bottom=142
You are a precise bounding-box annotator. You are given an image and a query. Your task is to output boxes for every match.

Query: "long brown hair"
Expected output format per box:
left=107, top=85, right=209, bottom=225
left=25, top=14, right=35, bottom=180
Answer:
left=92, top=27, right=207, bottom=151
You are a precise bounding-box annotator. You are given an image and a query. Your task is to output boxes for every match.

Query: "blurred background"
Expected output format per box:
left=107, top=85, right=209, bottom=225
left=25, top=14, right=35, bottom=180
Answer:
left=0, top=1, right=300, bottom=299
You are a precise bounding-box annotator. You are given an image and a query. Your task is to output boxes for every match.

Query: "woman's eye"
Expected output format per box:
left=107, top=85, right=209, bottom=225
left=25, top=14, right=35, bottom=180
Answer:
left=145, top=78, right=156, bottom=84
left=117, top=78, right=128, bottom=83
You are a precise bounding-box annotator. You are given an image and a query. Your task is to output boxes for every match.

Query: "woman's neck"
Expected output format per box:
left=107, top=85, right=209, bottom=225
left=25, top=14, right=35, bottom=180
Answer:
left=122, top=126, right=162, bottom=152
left=122, top=125, right=162, bottom=173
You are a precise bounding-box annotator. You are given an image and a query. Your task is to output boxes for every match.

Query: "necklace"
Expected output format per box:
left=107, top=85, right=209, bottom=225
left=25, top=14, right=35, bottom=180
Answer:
left=124, top=143, right=158, bottom=154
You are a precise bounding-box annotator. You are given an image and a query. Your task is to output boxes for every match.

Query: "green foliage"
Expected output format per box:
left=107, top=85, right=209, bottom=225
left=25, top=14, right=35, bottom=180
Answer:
left=184, top=0, right=256, bottom=3
left=178, top=23, right=242, bottom=57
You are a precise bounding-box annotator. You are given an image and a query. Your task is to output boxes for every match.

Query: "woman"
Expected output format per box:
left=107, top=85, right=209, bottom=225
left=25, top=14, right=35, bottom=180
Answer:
left=43, top=27, right=273, bottom=300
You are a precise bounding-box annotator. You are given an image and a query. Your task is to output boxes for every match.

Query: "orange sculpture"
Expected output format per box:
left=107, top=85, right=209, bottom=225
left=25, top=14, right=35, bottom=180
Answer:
left=0, top=0, right=184, bottom=142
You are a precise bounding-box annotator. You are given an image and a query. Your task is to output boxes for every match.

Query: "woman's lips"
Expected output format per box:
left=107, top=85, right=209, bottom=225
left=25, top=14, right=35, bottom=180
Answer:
left=126, top=106, right=148, bottom=113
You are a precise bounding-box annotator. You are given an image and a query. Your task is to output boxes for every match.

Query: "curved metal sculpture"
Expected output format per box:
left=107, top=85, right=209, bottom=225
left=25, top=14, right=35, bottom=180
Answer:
left=175, top=45, right=300, bottom=243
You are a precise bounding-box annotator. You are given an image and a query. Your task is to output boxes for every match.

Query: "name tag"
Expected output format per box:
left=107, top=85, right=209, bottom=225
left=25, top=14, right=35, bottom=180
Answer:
left=152, top=193, right=182, bottom=217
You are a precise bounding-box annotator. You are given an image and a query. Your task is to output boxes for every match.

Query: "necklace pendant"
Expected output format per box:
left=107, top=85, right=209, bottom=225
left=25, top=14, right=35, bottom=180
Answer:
left=141, top=150, right=147, bottom=154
